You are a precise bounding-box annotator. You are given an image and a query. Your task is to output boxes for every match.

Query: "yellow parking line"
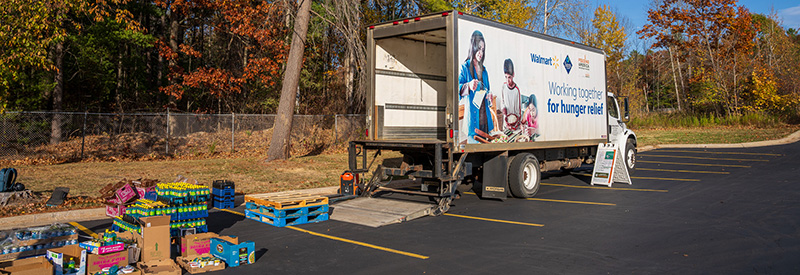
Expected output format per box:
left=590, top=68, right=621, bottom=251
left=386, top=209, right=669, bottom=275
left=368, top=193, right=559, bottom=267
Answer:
left=638, top=168, right=729, bottom=174
left=541, top=183, right=668, bottom=193
left=571, top=172, right=700, bottom=182
left=656, top=150, right=781, bottom=156
left=631, top=176, right=700, bottom=182
left=525, top=198, right=616, bottom=206
left=463, top=191, right=615, bottom=205
left=286, top=226, right=430, bottom=259
left=217, top=208, right=429, bottom=260
left=639, top=160, right=750, bottom=168
left=641, top=154, right=768, bottom=162
left=69, top=222, right=99, bottom=239
left=442, top=213, right=544, bottom=227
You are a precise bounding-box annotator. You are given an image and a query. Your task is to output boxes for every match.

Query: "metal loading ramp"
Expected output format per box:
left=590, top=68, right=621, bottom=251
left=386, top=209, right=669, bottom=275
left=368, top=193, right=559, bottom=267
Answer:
left=330, top=197, right=434, bottom=227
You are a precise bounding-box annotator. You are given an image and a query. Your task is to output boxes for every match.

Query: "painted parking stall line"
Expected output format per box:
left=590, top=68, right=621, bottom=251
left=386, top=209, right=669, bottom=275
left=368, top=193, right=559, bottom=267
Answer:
left=637, top=168, right=730, bottom=174
left=464, top=192, right=615, bottom=206
left=541, top=183, right=669, bottom=193
left=216, top=208, right=430, bottom=260
left=654, top=150, right=782, bottom=157
left=524, top=197, right=616, bottom=206
left=640, top=154, right=769, bottom=162
left=572, top=172, right=700, bottom=182
left=69, top=221, right=99, bottom=239
left=443, top=213, right=544, bottom=227
left=638, top=160, right=751, bottom=168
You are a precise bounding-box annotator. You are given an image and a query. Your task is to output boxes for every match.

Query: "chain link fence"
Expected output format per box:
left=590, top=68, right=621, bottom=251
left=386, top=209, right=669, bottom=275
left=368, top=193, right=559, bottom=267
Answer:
left=0, top=112, right=366, bottom=161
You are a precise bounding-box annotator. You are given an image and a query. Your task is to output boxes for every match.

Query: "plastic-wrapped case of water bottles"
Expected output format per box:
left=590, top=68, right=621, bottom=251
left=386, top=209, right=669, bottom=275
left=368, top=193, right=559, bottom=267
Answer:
left=0, top=223, right=79, bottom=260
left=155, top=182, right=210, bottom=205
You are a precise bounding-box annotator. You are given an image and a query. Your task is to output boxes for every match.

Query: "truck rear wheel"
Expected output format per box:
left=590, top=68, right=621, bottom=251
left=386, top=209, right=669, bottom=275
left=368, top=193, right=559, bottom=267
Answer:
left=625, top=139, right=636, bottom=175
left=508, top=153, right=540, bottom=198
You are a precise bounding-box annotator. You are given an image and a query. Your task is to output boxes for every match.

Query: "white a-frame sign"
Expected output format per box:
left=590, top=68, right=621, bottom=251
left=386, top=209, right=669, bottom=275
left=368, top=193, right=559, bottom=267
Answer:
left=590, top=143, right=632, bottom=187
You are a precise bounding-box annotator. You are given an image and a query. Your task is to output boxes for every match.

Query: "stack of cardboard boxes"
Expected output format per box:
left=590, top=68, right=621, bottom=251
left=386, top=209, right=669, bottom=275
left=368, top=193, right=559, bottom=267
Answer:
left=133, top=216, right=181, bottom=275
left=101, top=179, right=158, bottom=218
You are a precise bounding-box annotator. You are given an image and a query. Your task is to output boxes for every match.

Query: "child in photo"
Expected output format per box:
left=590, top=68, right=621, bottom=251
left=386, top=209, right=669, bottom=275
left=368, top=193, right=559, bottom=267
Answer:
left=497, top=59, right=522, bottom=131
left=522, top=95, right=540, bottom=140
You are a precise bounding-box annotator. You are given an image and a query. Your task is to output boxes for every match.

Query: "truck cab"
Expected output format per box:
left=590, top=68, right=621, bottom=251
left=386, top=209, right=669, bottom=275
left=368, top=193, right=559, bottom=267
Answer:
left=607, top=93, right=637, bottom=174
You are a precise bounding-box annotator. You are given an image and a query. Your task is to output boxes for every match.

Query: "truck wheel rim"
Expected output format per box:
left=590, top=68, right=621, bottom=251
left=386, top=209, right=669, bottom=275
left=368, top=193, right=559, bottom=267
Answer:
left=627, top=149, right=635, bottom=169
left=523, top=161, right=537, bottom=189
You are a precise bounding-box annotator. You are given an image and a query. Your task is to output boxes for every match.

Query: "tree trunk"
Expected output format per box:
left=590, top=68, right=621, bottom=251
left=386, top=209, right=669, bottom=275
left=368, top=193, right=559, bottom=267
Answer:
left=50, top=41, right=65, bottom=144
left=116, top=47, right=124, bottom=113
left=542, top=0, right=549, bottom=34
left=266, top=0, right=313, bottom=161
left=667, top=46, right=681, bottom=111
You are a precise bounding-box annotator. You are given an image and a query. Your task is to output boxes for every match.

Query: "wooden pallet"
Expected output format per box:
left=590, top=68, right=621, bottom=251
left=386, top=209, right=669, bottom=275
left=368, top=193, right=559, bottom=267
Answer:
left=245, top=201, right=328, bottom=218
left=244, top=193, right=329, bottom=209
left=245, top=209, right=329, bottom=227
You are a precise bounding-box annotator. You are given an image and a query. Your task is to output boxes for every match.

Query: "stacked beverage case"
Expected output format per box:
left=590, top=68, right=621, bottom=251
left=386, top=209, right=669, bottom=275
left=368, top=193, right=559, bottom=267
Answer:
left=113, top=182, right=210, bottom=236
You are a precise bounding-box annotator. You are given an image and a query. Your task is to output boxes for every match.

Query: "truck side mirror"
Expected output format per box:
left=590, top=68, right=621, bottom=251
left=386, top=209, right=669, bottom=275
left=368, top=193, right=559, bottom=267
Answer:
left=622, top=97, right=630, bottom=122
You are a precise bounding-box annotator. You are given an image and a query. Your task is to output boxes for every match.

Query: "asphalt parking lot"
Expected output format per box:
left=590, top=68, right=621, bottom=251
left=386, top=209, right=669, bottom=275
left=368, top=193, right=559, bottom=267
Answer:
left=77, top=142, right=800, bottom=274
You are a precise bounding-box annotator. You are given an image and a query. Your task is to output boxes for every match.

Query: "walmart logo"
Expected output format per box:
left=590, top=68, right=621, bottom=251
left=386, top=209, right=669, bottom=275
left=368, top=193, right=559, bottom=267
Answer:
left=530, top=53, right=560, bottom=69
left=563, top=55, right=572, bottom=74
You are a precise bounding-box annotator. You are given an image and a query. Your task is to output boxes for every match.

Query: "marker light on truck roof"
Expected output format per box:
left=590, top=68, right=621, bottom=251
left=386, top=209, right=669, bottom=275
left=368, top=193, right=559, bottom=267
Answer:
left=442, top=12, right=449, bottom=16
left=414, top=17, right=420, bottom=21
left=403, top=19, right=409, bottom=23
left=369, top=26, right=374, bottom=29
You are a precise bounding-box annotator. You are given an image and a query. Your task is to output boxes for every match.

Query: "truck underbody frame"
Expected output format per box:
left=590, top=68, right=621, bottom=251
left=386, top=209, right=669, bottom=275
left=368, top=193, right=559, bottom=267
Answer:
left=349, top=139, right=466, bottom=215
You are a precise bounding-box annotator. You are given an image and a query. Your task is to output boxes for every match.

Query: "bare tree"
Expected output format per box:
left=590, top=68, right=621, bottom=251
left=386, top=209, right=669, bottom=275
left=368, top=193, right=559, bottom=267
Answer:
left=530, top=0, right=587, bottom=37
left=314, top=0, right=368, bottom=113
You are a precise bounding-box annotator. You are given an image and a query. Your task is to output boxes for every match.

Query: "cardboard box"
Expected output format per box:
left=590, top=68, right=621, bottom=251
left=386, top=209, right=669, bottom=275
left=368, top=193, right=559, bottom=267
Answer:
left=112, top=231, right=141, bottom=264
left=86, top=249, right=128, bottom=274
left=79, top=240, right=125, bottom=255
left=0, top=248, right=49, bottom=262
left=105, top=204, right=126, bottom=218
left=0, top=256, right=53, bottom=275
left=116, top=183, right=139, bottom=204
left=210, top=236, right=255, bottom=267
left=46, top=245, right=87, bottom=275
left=137, top=259, right=181, bottom=275
left=180, top=233, right=219, bottom=257
left=176, top=254, right=225, bottom=274
left=135, top=216, right=171, bottom=262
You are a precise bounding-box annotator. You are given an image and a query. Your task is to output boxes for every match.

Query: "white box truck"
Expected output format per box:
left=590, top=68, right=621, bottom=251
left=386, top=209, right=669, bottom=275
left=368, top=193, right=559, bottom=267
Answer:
left=347, top=11, right=637, bottom=214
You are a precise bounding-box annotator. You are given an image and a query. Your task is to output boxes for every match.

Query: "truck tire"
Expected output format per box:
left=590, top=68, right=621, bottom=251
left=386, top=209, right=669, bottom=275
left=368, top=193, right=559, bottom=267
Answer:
left=508, top=153, right=541, bottom=198
left=625, top=139, right=636, bottom=175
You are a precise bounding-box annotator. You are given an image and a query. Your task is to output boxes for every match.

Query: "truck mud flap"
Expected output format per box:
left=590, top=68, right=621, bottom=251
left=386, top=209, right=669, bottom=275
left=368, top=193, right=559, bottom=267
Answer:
left=480, top=152, right=508, bottom=200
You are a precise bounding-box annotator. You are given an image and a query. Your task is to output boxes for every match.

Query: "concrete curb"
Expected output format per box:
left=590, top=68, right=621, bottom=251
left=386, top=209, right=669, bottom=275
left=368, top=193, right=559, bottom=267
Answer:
left=638, top=128, right=800, bottom=152
left=0, top=207, right=107, bottom=230
left=0, top=186, right=340, bottom=230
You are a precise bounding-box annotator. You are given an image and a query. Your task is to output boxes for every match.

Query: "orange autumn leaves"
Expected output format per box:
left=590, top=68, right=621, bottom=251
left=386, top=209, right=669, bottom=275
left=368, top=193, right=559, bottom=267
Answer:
left=157, top=0, right=288, bottom=100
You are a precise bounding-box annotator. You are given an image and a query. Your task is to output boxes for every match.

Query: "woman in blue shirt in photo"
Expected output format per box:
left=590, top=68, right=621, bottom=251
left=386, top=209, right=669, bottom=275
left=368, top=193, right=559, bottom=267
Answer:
left=458, top=30, right=494, bottom=144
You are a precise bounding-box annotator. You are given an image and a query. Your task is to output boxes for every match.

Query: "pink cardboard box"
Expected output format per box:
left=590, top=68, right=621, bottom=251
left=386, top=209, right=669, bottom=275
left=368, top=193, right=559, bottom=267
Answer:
left=115, top=183, right=138, bottom=204
left=105, top=204, right=130, bottom=218
left=80, top=240, right=126, bottom=255
left=135, top=186, right=156, bottom=198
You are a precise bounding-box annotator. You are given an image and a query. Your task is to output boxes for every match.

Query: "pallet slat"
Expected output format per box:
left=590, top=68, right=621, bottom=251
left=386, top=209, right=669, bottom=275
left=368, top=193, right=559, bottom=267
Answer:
left=244, top=194, right=328, bottom=209
left=245, top=209, right=329, bottom=227
left=245, top=202, right=328, bottom=218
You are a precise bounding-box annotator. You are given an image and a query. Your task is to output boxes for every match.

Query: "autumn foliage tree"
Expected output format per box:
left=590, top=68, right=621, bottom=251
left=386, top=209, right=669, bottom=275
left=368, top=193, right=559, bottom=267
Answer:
left=0, top=0, right=138, bottom=142
left=639, top=0, right=756, bottom=115
left=154, top=0, right=289, bottom=110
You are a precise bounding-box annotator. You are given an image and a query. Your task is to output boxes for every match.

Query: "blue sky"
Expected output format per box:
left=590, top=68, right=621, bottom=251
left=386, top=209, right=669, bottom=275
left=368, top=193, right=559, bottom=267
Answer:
left=592, top=0, right=800, bottom=49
